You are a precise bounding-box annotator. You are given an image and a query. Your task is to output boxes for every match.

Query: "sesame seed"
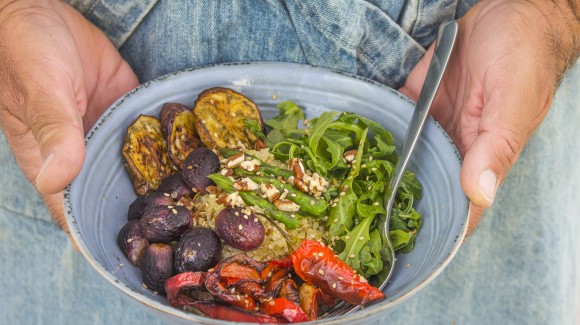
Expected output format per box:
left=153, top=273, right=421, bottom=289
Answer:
left=254, top=218, right=259, bottom=222
left=332, top=283, right=337, bottom=289
left=243, top=214, right=249, bottom=219
left=172, top=208, right=178, bottom=214
left=333, top=218, right=338, bottom=223
left=338, top=276, right=344, bottom=280
left=236, top=295, right=241, bottom=300
left=163, top=192, right=170, bottom=197
left=349, top=254, right=355, bottom=259
left=126, top=238, right=133, bottom=243
left=318, top=269, right=325, bottom=275
left=339, top=192, right=346, bottom=196
left=359, top=236, right=364, bottom=240
left=187, top=165, right=193, bottom=170
left=269, top=300, right=275, bottom=305
left=142, top=283, right=148, bottom=289
left=238, top=224, right=243, bottom=230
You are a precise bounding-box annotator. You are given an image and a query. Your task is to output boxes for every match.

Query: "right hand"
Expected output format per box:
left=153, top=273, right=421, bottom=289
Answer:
left=0, top=0, right=139, bottom=232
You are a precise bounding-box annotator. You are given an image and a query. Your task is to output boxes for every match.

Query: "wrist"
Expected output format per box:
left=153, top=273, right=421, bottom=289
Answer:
left=530, top=0, right=580, bottom=74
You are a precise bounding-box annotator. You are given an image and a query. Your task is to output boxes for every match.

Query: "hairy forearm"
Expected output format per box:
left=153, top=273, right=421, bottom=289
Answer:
left=536, top=0, right=580, bottom=75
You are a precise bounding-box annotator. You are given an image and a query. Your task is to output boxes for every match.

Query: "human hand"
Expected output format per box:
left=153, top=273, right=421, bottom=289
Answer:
left=399, top=0, right=580, bottom=234
left=0, top=0, right=139, bottom=233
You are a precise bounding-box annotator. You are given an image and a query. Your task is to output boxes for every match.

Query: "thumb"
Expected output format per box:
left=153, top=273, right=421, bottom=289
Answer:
left=32, top=89, right=86, bottom=194
left=460, top=86, right=534, bottom=213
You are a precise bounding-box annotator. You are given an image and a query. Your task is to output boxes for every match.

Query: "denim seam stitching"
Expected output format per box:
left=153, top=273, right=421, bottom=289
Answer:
left=115, top=0, right=159, bottom=48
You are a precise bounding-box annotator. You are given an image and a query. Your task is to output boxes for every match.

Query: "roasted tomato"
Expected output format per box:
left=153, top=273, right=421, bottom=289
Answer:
left=160, top=103, right=201, bottom=169
left=122, top=115, right=173, bottom=195
left=192, top=87, right=264, bottom=149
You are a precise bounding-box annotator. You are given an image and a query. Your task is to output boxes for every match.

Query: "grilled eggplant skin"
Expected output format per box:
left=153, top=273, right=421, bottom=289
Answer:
left=122, top=114, right=173, bottom=195
left=192, top=87, right=264, bottom=149
left=160, top=103, right=202, bottom=170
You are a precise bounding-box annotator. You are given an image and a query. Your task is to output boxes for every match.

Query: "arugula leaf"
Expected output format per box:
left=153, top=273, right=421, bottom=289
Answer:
left=308, top=111, right=339, bottom=157
left=360, top=229, right=383, bottom=276
left=265, top=101, right=305, bottom=148
left=243, top=119, right=266, bottom=141
left=338, top=215, right=373, bottom=271
left=265, top=100, right=305, bottom=130
left=265, top=101, right=424, bottom=280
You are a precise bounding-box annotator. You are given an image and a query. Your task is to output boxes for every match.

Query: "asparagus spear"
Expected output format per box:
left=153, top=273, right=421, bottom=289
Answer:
left=233, top=169, right=328, bottom=216
left=208, top=173, right=299, bottom=229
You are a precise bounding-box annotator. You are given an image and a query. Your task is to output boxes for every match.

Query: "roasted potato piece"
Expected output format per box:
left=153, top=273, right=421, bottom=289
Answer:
left=122, top=115, right=173, bottom=195
left=192, top=87, right=264, bottom=149
left=160, top=103, right=201, bottom=169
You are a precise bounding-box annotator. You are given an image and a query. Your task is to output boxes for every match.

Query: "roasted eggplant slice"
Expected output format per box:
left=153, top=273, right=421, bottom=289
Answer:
left=160, top=103, right=201, bottom=169
left=192, top=87, right=264, bottom=149
left=122, top=115, right=173, bottom=195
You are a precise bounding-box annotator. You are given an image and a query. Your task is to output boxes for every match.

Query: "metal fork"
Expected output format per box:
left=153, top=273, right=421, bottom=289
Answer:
left=319, top=19, right=458, bottom=319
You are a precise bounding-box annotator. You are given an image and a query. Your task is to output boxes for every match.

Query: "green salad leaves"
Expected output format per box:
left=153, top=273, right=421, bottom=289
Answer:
left=265, top=101, right=423, bottom=279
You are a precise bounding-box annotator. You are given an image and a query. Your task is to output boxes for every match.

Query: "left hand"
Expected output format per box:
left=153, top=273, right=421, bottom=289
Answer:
left=399, top=0, right=580, bottom=234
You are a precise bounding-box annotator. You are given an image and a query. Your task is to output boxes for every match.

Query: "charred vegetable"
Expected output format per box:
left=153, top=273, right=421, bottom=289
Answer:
left=157, top=173, right=194, bottom=200
left=174, top=227, right=222, bottom=273
left=127, top=191, right=174, bottom=221
left=139, top=205, right=192, bottom=243
left=140, top=243, right=174, bottom=293
left=192, top=87, right=264, bottom=149
left=160, top=103, right=201, bottom=169
left=122, top=115, right=173, bottom=195
left=215, top=206, right=265, bottom=251
left=117, top=220, right=149, bottom=266
left=291, top=240, right=384, bottom=306
left=181, top=147, right=220, bottom=193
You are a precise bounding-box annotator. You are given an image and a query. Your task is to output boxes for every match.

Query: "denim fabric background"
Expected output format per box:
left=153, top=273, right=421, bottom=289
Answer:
left=1, top=0, right=578, bottom=324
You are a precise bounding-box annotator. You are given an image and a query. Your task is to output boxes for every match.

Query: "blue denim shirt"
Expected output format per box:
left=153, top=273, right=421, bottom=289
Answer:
left=66, top=0, right=477, bottom=88
left=3, top=1, right=580, bottom=325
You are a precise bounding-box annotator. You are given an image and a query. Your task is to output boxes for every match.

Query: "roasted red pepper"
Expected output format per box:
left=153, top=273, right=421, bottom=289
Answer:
left=176, top=300, right=281, bottom=324
left=291, top=240, right=385, bottom=305
left=261, top=297, right=309, bottom=323
left=164, top=272, right=206, bottom=304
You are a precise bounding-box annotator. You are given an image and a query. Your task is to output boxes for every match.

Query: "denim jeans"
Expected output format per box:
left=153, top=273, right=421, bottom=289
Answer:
left=1, top=1, right=578, bottom=324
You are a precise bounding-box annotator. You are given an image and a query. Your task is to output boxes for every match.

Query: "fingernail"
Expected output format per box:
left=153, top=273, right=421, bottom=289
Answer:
left=36, top=153, right=55, bottom=191
left=478, top=169, right=497, bottom=205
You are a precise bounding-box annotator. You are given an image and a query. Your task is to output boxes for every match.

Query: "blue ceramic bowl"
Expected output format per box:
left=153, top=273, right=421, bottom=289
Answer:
left=64, top=62, right=469, bottom=324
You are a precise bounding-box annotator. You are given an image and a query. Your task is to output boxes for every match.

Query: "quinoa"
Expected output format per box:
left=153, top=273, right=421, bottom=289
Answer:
left=193, top=147, right=328, bottom=261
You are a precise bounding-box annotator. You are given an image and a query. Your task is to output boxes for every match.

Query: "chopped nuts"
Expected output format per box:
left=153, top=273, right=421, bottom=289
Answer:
left=233, top=177, right=260, bottom=191
left=260, top=183, right=281, bottom=202
left=225, top=152, right=245, bottom=168
left=289, top=158, right=306, bottom=179
left=343, top=149, right=357, bottom=162
left=240, top=159, right=261, bottom=172
left=274, top=199, right=300, bottom=212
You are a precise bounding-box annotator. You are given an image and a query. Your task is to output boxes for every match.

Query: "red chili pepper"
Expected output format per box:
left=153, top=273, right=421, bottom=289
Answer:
left=291, top=240, right=385, bottom=305
left=261, top=297, right=309, bottom=323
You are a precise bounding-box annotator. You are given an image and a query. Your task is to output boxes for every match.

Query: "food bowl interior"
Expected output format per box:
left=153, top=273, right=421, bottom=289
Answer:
left=65, top=62, right=468, bottom=324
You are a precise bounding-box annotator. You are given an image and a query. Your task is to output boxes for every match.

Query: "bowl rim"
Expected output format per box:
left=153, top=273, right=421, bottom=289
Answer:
left=64, top=61, right=470, bottom=324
